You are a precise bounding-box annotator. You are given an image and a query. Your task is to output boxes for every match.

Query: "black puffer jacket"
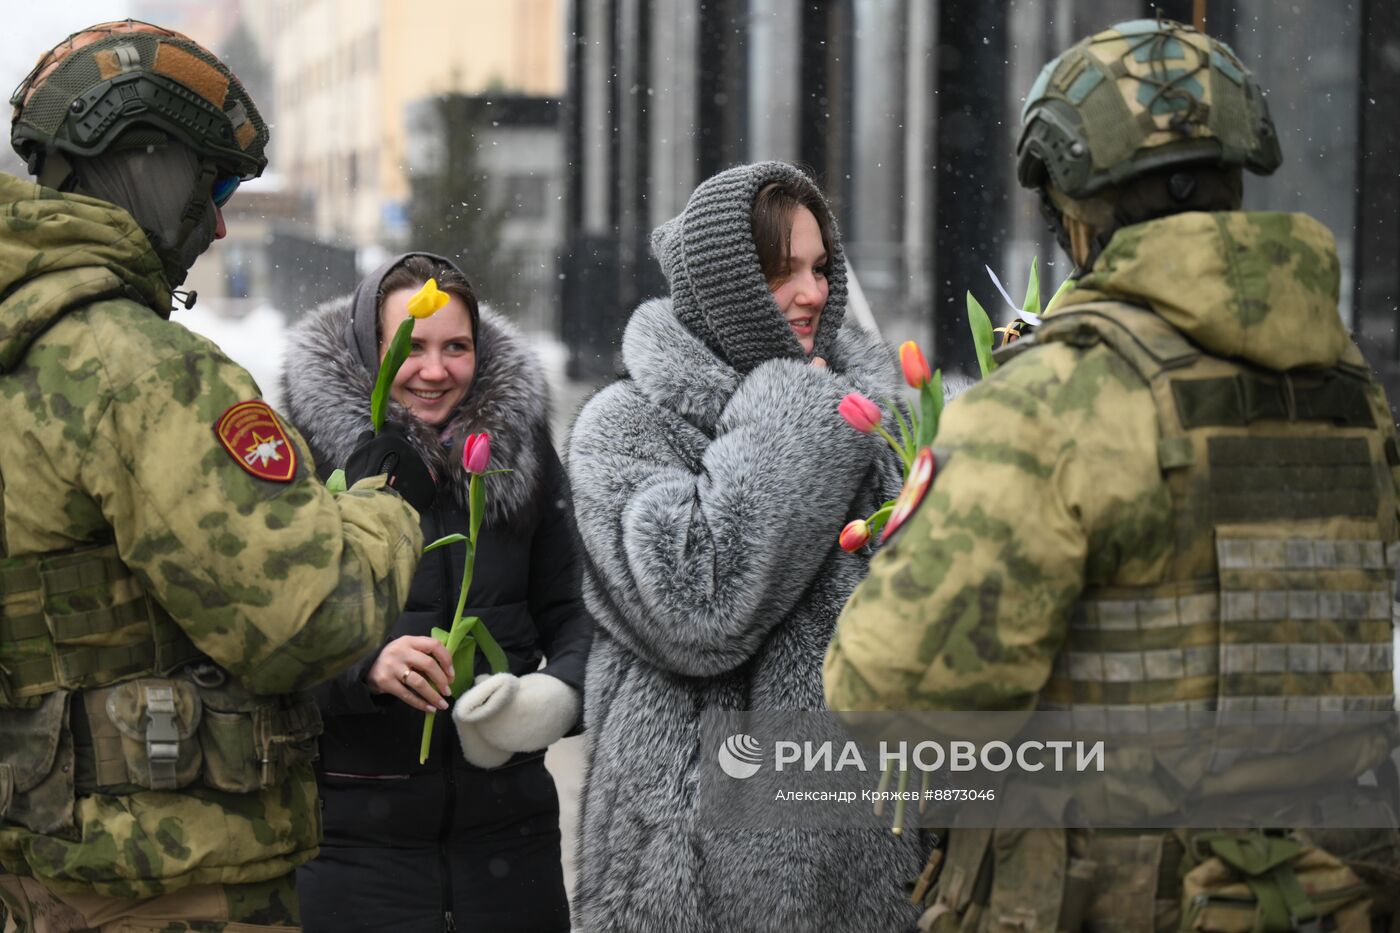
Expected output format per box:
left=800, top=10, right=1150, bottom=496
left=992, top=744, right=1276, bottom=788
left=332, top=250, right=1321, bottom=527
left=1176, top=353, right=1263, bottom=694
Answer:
left=280, top=288, right=591, bottom=933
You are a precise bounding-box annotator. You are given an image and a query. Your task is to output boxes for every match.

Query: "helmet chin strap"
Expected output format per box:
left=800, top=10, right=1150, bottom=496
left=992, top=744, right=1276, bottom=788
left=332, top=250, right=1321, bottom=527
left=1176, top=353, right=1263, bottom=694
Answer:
left=159, top=160, right=219, bottom=289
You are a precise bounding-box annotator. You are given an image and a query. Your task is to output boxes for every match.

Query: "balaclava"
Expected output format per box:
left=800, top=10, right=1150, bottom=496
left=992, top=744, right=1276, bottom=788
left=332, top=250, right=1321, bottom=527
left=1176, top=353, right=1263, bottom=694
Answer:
left=649, top=161, right=847, bottom=374
left=69, top=140, right=216, bottom=288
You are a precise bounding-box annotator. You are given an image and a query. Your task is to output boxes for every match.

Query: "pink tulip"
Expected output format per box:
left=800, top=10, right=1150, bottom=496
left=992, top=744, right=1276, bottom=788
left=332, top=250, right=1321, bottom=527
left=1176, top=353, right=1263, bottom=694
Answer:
left=838, top=519, right=871, bottom=552
left=462, top=432, right=491, bottom=474
left=838, top=393, right=882, bottom=433
left=899, top=341, right=932, bottom=389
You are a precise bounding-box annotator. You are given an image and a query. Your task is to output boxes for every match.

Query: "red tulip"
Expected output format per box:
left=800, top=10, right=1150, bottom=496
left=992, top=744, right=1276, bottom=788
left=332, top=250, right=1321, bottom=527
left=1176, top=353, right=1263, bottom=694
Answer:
left=839, top=519, right=872, bottom=552
left=898, top=341, right=931, bottom=389
left=462, top=432, right=491, bottom=474
left=838, top=393, right=882, bottom=433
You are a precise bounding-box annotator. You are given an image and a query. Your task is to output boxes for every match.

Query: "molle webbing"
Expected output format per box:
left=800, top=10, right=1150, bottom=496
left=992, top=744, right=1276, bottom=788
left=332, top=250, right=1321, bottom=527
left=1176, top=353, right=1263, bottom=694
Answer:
left=1172, top=370, right=1375, bottom=429
left=1037, top=302, right=1398, bottom=714
left=0, top=544, right=202, bottom=703
left=1210, top=437, right=1379, bottom=522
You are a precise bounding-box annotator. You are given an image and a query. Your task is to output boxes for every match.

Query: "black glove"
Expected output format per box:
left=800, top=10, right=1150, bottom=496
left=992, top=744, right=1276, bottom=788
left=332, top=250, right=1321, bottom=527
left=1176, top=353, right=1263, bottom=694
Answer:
left=343, top=422, right=436, bottom=512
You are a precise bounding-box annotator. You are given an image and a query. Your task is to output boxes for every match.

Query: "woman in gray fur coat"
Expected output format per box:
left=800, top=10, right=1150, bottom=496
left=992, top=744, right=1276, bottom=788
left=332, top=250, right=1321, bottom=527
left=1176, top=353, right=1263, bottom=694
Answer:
left=567, top=162, right=925, bottom=932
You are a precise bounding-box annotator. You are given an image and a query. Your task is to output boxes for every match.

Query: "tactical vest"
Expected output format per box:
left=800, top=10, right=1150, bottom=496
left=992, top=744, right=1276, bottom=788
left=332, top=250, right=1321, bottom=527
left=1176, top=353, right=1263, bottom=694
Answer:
left=0, top=541, right=320, bottom=837
left=1032, top=302, right=1398, bottom=715
left=916, top=303, right=1400, bottom=933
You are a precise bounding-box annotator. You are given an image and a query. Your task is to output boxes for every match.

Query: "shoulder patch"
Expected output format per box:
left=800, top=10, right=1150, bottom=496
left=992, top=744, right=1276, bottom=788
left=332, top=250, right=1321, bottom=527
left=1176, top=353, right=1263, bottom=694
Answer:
left=214, top=400, right=298, bottom=483
left=880, top=446, right=941, bottom=543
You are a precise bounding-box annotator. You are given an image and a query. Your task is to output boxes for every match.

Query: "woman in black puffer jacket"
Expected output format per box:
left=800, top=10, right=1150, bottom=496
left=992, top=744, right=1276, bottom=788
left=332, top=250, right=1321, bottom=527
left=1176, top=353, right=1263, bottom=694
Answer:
left=281, top=252, right=591, bottom=933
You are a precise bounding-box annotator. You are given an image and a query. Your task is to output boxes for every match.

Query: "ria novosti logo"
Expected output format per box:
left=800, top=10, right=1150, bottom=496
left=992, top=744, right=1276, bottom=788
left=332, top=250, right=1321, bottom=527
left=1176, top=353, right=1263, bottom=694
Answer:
left=717, top=733, right=764, bottom=779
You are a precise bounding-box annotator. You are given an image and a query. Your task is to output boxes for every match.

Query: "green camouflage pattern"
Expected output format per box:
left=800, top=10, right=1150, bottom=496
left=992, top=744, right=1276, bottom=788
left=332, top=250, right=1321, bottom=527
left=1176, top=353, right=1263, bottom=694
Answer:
left=1017, top=19, right=1280, bottom=196
left=0, top=172, right=423, bottom=897
left=1061, top=211, right=1348, bottom=371
left=824, top=209, right=1395, bottom=717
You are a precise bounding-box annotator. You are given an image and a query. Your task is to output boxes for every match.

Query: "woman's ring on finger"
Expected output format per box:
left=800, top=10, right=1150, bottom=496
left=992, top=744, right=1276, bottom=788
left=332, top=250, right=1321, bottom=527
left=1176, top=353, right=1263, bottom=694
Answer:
left=402, top=668, right=412, bottom=683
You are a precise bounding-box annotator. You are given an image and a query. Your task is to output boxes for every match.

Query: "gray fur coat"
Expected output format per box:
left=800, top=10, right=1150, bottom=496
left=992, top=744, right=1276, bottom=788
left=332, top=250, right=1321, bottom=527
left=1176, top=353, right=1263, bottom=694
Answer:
left=567, top=298, right=925, bottom=932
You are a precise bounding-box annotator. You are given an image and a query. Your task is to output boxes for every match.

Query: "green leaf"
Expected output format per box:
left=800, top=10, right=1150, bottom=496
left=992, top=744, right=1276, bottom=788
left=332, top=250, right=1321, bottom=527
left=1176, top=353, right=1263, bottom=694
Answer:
left=966, top=292, right=997, bottom=378
left=424, top=533, right=469, bottom=554
left=1022, top=256, right=1041, bottom=318
left=473, top=617, right=509, bottom=674
left=430, top=626, right=451, bottom=644
left=371, top=318, right=415, bottom=433
left=449, top=636, right=477, bottom=696
left=468, top=473, right=486, bottom=546
left=917, top=371, right=944, bottom=447
left=326, top=468, right=347, bottom=493
left=1045, top=274, right=1075, bottom=315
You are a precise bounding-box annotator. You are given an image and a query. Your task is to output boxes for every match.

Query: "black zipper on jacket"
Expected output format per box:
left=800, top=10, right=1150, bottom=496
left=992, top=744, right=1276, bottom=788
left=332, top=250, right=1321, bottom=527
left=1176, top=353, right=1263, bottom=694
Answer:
left=433, top=508, right=458, bottom=932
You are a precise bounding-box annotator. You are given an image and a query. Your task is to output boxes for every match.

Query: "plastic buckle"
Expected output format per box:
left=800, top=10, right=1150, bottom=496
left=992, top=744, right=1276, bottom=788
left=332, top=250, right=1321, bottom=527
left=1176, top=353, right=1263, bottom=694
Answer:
left=143, top=685, right=180, bottom=789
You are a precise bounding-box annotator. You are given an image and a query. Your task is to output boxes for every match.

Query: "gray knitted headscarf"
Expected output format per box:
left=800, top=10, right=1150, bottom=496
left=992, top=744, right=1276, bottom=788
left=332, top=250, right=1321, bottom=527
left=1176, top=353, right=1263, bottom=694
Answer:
left=649, top=161, right=847, bottom=374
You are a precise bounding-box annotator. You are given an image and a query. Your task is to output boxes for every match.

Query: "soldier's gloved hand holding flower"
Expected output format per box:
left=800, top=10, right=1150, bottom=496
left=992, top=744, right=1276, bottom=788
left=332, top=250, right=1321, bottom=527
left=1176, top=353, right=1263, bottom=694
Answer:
left=366, top=635, right=455, bottom=713
left=452, top=672, right=580, bottom=768
left=344, top=421, right=436, bottom=512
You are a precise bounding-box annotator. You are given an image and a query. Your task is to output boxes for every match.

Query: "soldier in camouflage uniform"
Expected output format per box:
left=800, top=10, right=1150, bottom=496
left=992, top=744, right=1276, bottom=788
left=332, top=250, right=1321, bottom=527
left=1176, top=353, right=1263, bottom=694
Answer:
left=825, top=19, right=1400, bottom=932
left=0, top=21, right=430, bottom=932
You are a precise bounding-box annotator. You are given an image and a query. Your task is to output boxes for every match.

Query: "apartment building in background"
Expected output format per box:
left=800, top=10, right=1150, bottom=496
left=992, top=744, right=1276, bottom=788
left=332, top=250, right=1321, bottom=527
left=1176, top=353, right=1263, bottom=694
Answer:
left=262, top=0, right=563, bottom=249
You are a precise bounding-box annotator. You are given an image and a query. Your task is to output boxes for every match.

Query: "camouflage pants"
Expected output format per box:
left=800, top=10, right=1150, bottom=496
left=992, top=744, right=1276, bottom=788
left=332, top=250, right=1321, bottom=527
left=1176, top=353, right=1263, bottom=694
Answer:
left=0, top=875, right=299, bottom=932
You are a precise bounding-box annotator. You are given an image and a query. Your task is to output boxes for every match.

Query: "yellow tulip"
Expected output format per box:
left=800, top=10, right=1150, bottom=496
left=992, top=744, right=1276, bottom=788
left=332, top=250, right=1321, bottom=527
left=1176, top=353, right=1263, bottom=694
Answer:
left=406, top=277, right=452, bottom=319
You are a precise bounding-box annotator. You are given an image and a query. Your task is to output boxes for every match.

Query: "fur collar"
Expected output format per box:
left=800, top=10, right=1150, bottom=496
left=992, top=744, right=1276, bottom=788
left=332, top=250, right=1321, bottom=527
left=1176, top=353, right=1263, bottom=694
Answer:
left=281, top=297, right=549, bottom=525
left=622, top=297, right=900, bottom=432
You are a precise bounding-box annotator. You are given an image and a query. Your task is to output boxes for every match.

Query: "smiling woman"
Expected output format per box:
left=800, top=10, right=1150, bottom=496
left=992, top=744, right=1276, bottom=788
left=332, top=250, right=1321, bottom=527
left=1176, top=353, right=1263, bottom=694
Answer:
left=278, top=251, right=593, bottom=933
left=377, top=258, right=479, bottom=425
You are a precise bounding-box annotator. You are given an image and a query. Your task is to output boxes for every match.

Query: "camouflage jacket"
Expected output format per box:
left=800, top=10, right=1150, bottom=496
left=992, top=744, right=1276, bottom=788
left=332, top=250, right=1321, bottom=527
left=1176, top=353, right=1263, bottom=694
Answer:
left=824, top=210, right=1398, bottom=715
left=0, top=174, right=423, bottom=897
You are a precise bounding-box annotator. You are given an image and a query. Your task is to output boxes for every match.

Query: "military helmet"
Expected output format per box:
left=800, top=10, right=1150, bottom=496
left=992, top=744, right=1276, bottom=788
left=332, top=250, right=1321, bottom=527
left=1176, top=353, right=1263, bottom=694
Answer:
left=9, top=20, right=267, bottom=181
left=1016, top=19, right=1281, bottom=198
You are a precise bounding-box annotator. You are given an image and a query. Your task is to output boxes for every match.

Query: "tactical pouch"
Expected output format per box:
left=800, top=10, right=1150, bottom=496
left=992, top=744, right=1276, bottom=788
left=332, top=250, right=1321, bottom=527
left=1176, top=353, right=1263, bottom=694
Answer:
left=1180, top=832, right=1370, bottom=932
left=195, top=671, right=320, bottom=794
left=0, top=690, right=77, bottom=835
left=919, top=824, right=1079, bottom=932
left=102, top=678, right=203, bottom=791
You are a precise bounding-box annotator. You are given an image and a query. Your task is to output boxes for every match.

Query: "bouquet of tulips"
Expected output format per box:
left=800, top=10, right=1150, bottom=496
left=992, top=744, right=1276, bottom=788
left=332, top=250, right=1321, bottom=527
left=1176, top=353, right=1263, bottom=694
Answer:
left=834, top=259, right=1070, bottom=835
left=834, top=257, right=1071, bottom=553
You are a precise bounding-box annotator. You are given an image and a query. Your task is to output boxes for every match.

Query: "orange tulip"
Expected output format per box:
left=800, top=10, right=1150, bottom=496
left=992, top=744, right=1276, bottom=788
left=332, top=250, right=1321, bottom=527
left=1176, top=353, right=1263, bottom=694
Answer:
left=898, top=341, right=932, bottom=388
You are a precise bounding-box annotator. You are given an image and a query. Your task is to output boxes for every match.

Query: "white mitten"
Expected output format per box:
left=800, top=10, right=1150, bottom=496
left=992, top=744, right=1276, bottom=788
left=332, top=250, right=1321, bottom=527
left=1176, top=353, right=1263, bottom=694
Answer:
left=451, top=672, right=580, bottom=768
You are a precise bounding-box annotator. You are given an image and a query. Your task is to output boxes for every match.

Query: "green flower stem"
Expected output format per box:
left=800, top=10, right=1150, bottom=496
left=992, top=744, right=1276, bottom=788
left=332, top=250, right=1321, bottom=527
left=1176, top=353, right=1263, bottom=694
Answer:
left=873, top=759, right=895, bottom=817
left=873, top=424, right=911, bottom=471
left=417, top=475, right=508, bottom=764
left=892, top=766, right=911, bottom=836
left=867, top=504, right=896, bottom=537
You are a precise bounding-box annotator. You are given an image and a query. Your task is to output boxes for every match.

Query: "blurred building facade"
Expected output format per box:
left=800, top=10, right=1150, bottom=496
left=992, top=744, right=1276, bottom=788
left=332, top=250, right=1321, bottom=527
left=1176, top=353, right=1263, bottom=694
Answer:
left=256, top=0, right=563, bottom=249
left=563, top=0, right=1398, bottom=385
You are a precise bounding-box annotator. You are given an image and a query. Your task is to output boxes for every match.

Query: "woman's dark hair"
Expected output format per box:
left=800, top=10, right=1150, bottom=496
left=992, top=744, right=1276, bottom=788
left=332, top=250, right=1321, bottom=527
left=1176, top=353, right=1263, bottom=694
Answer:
left=376, top=254, right=479, bottom=344
left=751, top=178, right=836, bottom=288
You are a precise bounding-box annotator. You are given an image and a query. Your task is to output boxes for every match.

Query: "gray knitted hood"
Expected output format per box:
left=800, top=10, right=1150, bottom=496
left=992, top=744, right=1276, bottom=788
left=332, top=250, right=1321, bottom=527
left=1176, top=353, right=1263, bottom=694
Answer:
left=649, top=161, right=848, bottom=374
